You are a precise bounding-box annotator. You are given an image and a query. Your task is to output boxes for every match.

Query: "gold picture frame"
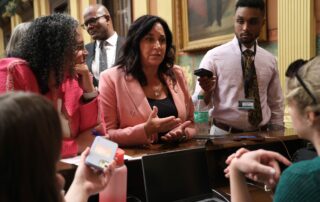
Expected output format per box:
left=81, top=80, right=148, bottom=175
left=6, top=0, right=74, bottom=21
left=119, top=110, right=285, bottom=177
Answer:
left=181, top=0, right=236, bottom=51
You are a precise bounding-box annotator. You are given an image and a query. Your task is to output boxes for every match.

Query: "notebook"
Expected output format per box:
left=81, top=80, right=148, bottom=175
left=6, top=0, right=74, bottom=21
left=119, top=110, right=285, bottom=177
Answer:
left=141, top=147, right=229, bottom=202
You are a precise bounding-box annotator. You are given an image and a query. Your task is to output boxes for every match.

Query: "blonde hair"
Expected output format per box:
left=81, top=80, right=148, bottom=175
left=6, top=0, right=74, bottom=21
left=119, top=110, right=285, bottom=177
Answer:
left=286, top=56, right=320, bottom=113
left=6, top=22, right=31, bottom=57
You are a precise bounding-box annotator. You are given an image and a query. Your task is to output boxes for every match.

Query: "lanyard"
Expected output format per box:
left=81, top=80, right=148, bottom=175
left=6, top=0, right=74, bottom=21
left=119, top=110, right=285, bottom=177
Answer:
left=238, top=40, right=257, bottom=97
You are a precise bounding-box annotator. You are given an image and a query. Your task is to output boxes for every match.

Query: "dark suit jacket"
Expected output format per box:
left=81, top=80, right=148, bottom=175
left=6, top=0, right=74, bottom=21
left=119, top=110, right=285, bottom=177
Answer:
left=85, top=36, right=125, bottom=86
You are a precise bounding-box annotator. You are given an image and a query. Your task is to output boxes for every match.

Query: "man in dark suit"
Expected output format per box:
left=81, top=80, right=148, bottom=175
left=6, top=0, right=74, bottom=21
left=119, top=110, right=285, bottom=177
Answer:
left=83, top=4, right=125, bottom=86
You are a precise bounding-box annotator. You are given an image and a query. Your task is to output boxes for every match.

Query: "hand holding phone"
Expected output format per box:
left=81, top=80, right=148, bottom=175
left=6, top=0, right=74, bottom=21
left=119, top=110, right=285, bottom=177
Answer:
left=194, top=68, right=213, bottom=77
left=194, top=68, right=216, bottom=93
left=85, top=136, right=118, bottom=170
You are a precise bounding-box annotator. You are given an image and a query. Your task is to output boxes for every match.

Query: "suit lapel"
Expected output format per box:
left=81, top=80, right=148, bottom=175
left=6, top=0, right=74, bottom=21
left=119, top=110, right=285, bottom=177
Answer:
left=115, top=36, right=125, bottom=61
left=85, top=42, right=96, bottom=71
left=122, top=75, right=151, bottom=120
left=165, top=75, right=185, bottom=120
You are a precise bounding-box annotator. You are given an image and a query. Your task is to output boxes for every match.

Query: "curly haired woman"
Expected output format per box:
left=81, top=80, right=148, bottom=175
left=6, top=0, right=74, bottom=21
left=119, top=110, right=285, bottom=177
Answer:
left=0, top=13, right=100, bottom=157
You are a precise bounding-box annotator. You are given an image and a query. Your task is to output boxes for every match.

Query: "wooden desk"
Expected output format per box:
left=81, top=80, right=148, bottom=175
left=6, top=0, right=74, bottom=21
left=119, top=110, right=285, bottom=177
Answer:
left=124, top=129, right=304, bottom=201
left=124, top=128, right=300, bottom=157
left=58, top=129, right=305, bottom=202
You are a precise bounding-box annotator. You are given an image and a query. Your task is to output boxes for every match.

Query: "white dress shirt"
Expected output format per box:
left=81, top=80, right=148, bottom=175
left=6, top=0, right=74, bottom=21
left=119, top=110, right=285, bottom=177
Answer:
left=193, top=36, right=284, bottom=131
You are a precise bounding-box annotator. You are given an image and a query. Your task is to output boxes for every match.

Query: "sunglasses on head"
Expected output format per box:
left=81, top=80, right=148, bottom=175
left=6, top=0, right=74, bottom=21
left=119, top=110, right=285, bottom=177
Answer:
left=285, top=59, right=318, bottom=105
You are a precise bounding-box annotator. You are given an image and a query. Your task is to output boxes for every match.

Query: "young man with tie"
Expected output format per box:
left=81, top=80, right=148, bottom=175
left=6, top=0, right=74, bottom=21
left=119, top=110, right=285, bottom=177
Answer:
left=83, top=4, right=125, bottom=86
left=193, top=0, right=284, bottom=135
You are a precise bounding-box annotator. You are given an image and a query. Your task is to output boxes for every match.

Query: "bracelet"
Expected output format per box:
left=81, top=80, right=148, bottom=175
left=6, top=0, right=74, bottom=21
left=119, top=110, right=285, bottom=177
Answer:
left=83, top=90, right=98, bottom=100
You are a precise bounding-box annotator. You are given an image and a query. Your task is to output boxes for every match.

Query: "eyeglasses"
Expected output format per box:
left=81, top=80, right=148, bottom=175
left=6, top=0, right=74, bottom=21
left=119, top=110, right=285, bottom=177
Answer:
left=81, top=15, right=109, bottom=29
left=285, top=59, right=318, bottom=105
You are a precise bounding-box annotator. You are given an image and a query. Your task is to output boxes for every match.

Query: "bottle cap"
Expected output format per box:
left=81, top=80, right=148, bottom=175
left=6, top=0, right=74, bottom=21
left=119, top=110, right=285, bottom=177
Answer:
left=198, top=95, right=204, bottom=99
left=115, top=148, right=125, bottom=165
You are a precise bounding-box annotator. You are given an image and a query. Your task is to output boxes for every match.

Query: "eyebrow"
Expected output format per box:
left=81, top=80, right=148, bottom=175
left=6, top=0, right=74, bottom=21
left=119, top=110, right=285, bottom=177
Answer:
left=236, top=15, right=259, bottom=19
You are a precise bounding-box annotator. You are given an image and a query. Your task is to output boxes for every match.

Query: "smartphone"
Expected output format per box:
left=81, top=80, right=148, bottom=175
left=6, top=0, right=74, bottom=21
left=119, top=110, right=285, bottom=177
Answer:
left=194, top=68, right=213, bottom=77
left=85, top=136, right=118, bottom=170
left=233, top=135, right=265, bottom=142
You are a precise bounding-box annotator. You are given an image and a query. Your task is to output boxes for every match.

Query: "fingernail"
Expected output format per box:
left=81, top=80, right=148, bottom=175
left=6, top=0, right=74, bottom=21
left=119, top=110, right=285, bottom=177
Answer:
left=270, top=168, right=275, bottom=175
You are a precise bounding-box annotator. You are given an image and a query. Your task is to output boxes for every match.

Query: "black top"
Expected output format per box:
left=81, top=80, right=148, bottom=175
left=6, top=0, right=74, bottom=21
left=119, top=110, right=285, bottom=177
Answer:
left=147, top=95, right=178, bottom=141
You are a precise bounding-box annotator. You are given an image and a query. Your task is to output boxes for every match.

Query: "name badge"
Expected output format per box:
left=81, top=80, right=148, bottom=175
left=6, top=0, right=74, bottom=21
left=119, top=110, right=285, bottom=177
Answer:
left=238, top=99, right=255, bottom=110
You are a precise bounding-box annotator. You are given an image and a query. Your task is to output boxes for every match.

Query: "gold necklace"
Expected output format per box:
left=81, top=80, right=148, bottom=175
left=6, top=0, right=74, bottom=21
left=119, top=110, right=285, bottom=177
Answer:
left=152, top=83, right=162, bottom=97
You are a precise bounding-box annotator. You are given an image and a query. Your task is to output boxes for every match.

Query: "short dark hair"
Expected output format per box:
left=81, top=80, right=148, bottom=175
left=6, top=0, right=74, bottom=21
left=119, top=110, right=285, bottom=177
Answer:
left=235, top=0, right=265, bottom=15
left=0, top=92, right=62, bottom=202
left=13, top=13, right=78, bottom=94
left=115, top=15, right=176, bottom=86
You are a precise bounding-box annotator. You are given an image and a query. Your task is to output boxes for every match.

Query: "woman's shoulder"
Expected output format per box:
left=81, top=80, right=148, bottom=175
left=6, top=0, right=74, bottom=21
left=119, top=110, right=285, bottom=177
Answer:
left=172, top=64, right=183, bottom=71
left=100, top=65, right=125, bottom=78
left=274, top=157, right=320, bottom=202
left=277, top=157, right=320, bottom=186
left=0, top=57, right=28, bottom=68
left=284, top=156, right=320, bottom=175
left=172, top=65, right=185, bottom=77
left=0, top=57, right=32, bottom=76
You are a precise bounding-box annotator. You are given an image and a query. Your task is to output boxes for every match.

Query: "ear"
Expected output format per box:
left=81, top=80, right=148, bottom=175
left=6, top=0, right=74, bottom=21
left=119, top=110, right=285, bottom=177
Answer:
left=306, top=107, right=320, bottom=126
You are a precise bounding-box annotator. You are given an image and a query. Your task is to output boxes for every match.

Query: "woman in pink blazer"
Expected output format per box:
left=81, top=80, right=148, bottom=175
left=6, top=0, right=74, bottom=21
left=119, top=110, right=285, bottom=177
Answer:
left=99, top=15, right=196, bottom=146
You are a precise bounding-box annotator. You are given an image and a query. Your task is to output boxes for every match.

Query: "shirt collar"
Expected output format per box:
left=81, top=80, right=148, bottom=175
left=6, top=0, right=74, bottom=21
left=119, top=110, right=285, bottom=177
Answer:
left=106, top=32, right=118, bottom=46
left=97, top=32, right=118, bottom=47
left=232, top=36, right=256, bottom=52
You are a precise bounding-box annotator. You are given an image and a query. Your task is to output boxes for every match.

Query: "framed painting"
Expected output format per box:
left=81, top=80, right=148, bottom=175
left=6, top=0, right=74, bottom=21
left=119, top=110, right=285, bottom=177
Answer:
left=181, top=0, right=236, bottom=51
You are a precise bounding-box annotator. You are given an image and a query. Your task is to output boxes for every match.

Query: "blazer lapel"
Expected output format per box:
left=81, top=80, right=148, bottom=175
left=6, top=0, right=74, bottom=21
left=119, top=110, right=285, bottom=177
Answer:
left=122, top=75, right=151, bottom=120
left=165, top=75, right=185, bottom=120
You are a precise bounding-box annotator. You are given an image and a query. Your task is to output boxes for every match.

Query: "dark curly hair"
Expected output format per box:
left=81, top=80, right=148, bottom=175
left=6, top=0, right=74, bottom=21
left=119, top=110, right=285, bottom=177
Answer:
left=13, top=13, right=78, bottom=94
left=115, top=14, right=176, bottom=86
left=236, top=0, right=265, bottom=16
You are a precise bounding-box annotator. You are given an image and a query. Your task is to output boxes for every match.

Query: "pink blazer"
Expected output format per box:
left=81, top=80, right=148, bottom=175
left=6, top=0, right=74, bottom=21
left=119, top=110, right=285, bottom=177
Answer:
left=0, top=58, right=100, bottom=157
left=99, top=65, right=195, bottom=146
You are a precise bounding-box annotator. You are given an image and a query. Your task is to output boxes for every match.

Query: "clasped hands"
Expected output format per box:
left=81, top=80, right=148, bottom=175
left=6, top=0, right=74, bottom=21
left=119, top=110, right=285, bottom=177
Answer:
left=144, top=106, right=192, bottom=143
left=224, top=148, right=292, bottom=188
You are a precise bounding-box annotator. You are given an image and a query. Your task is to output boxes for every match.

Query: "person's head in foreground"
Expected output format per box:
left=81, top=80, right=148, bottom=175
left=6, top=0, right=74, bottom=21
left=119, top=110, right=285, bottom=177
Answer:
left=0, top=92, right=115, bottom=202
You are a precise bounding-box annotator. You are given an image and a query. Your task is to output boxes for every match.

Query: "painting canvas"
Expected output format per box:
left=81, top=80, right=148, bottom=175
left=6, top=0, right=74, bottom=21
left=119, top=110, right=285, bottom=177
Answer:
left=182, top=0, right=236, bottom=50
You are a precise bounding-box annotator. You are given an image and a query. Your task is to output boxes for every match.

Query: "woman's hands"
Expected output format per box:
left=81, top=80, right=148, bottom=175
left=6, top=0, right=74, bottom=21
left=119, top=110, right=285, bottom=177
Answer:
left=224, top=148, right=250, bottom=178
left=225, top=148, right=291, bottom=188
left=65, top=147, right=116, bottom=202
left=74, top=63, right=95, bottom=93
left=161, top=121, right=192, bottom=143
left=144, top=106, right=182, bottom=137
left=144, top=106, right=193, bottom=143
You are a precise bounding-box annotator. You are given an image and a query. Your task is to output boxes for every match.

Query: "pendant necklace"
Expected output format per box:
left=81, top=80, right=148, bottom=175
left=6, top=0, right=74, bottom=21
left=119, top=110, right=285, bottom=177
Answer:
left=153, top=83, right=162, bottom=97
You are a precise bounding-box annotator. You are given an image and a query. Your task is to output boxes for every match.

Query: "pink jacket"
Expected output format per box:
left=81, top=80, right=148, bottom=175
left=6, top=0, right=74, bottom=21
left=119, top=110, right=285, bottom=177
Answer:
left=99, top=65, right=195, bottom=146
left=0, top=58, right=100, bottom=157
